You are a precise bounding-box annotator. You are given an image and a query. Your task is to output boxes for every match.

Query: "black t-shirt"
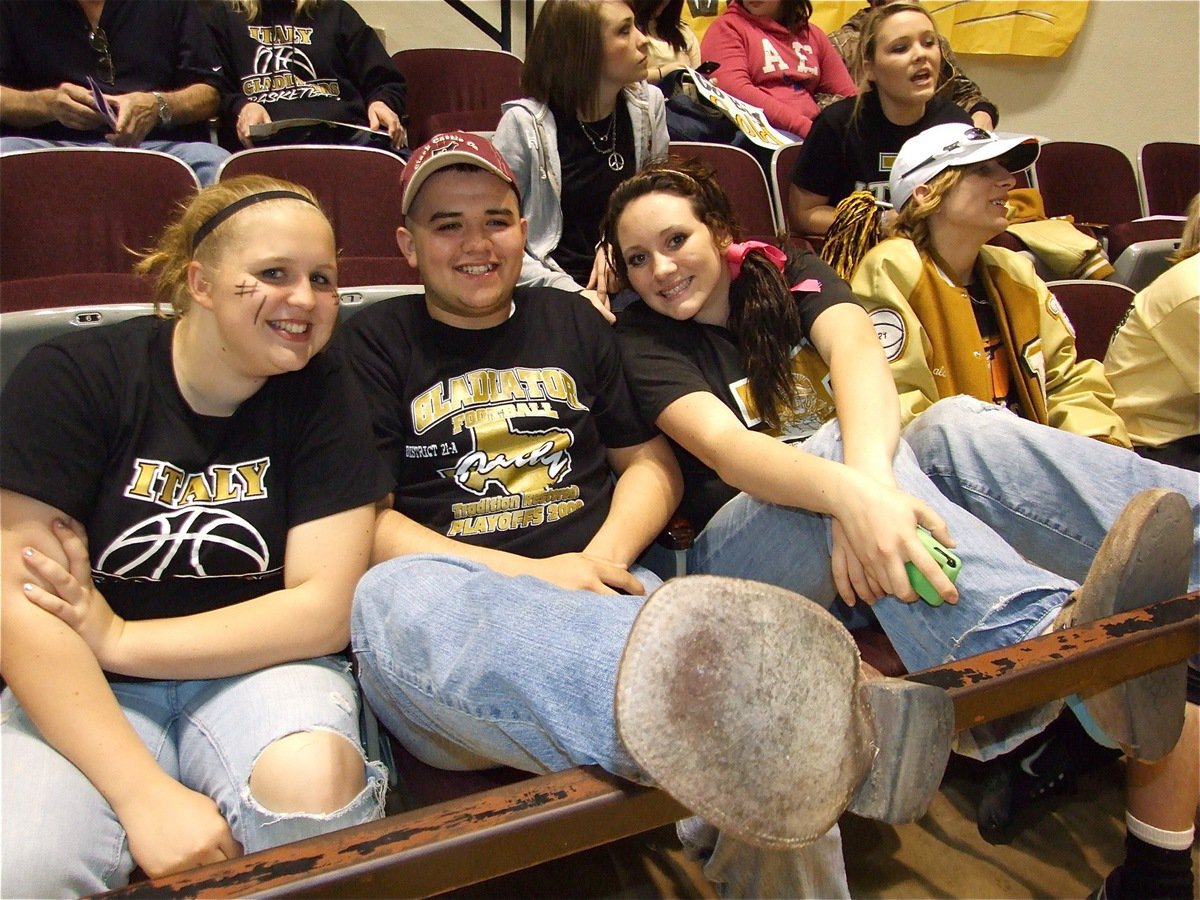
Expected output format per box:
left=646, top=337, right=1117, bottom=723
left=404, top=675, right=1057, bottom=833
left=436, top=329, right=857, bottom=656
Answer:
left=791, top=92, right=971, bottom=206
left=551, top=99, right=637, bottom=284
left=966, top=277, right=1017, bottom=413
left=0, top=316, right=392, bottom=625
left=335, top=287, right=657, bottom=558
left=0, top=0, right=222, bottom=143
left=616, top=252, right=858, bottom=529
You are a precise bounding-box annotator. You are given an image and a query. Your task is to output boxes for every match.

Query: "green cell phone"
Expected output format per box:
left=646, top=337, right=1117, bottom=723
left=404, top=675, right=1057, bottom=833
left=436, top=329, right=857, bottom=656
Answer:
left=905, top=527, right=961, bottom=606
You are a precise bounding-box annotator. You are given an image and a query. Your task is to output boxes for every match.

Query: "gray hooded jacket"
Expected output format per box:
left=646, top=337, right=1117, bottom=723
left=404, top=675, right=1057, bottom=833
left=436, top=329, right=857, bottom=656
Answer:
left=493, top=82, right=668, bottom=292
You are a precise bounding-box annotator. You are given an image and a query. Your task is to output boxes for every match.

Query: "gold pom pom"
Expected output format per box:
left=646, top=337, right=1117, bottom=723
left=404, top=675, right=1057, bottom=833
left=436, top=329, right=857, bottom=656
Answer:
left=820, top=191, right=886, bottom=281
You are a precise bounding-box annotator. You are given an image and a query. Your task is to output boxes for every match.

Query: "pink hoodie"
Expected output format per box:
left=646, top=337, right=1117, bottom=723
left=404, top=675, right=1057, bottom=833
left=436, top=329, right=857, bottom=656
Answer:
left=700, top=0, right=855, bottom=137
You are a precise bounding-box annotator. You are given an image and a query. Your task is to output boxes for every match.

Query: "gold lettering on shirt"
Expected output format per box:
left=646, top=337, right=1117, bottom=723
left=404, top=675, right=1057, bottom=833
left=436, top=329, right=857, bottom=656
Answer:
left=413, top=369, right=593, bottom=537
left=412, top=368, right=586, bottom=434
left=246, top=25, right=314, bottom=45
left=123, top=458, right=272, bottom=508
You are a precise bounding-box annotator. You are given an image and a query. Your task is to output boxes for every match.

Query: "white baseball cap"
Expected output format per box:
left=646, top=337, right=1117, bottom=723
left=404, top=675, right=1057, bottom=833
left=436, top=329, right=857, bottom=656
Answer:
left=889, top=124, right=1040, bottom=212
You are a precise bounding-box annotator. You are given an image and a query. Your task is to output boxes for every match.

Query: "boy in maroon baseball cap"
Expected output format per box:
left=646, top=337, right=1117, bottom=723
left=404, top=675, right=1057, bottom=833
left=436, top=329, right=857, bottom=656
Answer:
left=334, top=132, right=954, bottom=897
left=399, top=130, right=522, bottom=218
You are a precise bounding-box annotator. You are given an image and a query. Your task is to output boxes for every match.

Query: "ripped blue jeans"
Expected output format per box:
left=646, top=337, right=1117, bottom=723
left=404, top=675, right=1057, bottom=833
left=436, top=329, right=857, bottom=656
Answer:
left=0, top=656, right=387, bottom=898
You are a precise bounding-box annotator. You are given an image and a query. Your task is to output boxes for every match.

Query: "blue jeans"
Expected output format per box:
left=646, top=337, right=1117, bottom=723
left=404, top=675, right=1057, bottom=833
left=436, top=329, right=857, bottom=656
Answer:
left=353, top=556, right=659, bottom=777
left=902, top=397, right=1199, bottom=592
left=690, top=398, right=1197, bottom=757
left=352, top=556, right=850, bottom=897
left=0, top=136, right=229, bottom=185
left=690, top=414, right=1071, bottom=678
left=0, top=657, right=387, bottom=898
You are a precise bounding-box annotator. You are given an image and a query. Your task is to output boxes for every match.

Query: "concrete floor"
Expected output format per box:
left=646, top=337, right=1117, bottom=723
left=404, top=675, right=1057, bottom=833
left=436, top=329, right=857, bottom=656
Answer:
left=446, top=756, right=1199, bottom=899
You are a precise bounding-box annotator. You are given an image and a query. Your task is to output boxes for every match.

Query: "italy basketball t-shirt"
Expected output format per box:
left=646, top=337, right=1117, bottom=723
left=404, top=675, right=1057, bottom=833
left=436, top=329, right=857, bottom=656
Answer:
left=0, top=317, right=391, bottom=623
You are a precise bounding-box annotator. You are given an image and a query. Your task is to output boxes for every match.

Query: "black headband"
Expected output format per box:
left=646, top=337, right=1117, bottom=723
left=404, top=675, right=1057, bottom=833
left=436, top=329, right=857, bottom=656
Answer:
left=191, top=190, right=316, bottom=253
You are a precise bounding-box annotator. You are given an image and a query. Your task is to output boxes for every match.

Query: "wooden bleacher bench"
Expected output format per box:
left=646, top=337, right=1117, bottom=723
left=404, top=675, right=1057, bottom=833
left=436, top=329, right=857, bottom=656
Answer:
left=97, top=590, right=1198, bottom=899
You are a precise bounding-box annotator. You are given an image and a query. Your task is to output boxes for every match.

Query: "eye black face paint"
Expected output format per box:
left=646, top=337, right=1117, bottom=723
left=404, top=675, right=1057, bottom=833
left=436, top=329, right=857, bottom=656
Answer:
left=235, top=279, right=267, bottom=323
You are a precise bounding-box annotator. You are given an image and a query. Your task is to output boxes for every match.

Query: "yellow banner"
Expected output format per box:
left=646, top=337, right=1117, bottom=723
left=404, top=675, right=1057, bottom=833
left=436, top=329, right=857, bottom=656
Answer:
left=810, top=2, right=869, bottom=32
left=686, top=1, right=1089, bottom=58
left=913, top=1, right=1089, bottom=57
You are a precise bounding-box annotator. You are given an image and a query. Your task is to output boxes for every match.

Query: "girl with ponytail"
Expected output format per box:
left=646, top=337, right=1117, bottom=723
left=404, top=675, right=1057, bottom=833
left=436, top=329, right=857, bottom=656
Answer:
left=605, top=156, right=954, bottom=607
left=607, top=156, right=1200, bottom=900
left=604, top=153, right=1193, bottom=789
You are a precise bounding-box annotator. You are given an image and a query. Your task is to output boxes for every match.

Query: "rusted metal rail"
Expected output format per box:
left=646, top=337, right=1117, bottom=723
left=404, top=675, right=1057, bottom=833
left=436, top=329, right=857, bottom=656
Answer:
left=99, top=591, right=1198, bottom=899
left=913, top=590, right=1199, bottom=731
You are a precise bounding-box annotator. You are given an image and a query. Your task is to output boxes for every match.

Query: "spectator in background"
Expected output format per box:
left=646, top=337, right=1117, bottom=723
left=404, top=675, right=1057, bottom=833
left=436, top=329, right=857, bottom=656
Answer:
left=788, top=2, right=970, bottom=237
left=634, top=0, right=736, bottom=142
left=0, top=0, right=228, bottom=185
left=493, top=0, right=667, bottom=317
left=829, top=0, right=997, bottom=130
left=204, top=0, right=407, bottom=152
left=699, top=0, right=855, bottom=141
left=635, top=0, right=701, bottom=84
left=1104, top=194, right=1200, bottom=472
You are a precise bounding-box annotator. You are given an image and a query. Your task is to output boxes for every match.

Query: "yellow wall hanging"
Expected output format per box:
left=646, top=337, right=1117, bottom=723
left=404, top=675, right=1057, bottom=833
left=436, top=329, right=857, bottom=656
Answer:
left=684, top=1, right=1089, bottom=57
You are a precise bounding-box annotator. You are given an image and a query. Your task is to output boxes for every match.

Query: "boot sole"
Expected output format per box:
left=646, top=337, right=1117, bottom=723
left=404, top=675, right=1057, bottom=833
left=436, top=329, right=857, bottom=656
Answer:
left=1073, top=489, right=1191, bottom=760
left=616, top=575, right=951, bottom=848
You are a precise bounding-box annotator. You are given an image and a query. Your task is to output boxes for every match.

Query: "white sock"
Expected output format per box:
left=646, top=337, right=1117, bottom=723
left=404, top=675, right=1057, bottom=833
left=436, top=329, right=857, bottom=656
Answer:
left=1126, top=811, right=1195, bottom=851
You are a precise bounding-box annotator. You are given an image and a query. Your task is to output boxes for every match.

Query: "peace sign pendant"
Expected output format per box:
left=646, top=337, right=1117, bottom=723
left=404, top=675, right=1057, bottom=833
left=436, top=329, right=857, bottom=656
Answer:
left=608, top=151, right=626, bottom=172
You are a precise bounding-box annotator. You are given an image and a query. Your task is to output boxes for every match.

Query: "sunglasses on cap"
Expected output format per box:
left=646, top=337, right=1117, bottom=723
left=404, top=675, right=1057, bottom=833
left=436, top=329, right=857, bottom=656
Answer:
left=898, top=127, right=993, bottom=180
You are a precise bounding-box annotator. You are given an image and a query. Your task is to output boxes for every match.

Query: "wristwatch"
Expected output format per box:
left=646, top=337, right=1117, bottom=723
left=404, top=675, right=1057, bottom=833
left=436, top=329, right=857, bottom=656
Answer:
left=152, top=91, right=172, bottom=127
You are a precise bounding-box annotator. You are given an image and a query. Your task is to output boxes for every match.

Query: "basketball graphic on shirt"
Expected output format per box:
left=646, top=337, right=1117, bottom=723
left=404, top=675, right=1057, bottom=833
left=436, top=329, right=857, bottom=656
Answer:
left=97, top=508, right=269, bottom=580
left=870, top=309, right=907, bottom=362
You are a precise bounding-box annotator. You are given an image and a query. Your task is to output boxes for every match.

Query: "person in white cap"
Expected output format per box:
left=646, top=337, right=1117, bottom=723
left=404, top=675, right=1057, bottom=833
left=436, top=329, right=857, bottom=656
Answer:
left=852, top=122, right=1127, bottom=444
left=851, top=122, right=1198, bottom=900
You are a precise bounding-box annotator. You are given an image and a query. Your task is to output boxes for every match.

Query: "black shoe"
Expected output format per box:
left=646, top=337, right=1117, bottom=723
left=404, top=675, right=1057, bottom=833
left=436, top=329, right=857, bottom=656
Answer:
left=1092, top=852, right=1196, bottom=900
left=977, top=714, right=1120, bottom=845
left=977, top=731, right=1073, bottom=844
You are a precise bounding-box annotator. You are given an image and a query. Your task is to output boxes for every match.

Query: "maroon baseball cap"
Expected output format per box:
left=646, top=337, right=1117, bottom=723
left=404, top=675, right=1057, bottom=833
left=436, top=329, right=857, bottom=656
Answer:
left=400, top=131, right=520, bottom=216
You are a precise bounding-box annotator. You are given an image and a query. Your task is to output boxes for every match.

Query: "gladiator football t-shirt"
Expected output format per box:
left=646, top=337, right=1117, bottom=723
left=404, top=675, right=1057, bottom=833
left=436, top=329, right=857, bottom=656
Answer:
left=337, top=287, right=656, bottom=558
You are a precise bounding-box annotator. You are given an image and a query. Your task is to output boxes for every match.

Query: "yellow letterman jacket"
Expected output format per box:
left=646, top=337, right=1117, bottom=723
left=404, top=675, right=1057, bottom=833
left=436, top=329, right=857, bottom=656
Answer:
left=851, top=238, right=1131, bottom=447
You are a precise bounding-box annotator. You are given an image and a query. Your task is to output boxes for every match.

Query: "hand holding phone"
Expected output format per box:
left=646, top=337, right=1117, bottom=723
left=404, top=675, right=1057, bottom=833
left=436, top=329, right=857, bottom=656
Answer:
left=906, top=526, right=961, bottom=607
